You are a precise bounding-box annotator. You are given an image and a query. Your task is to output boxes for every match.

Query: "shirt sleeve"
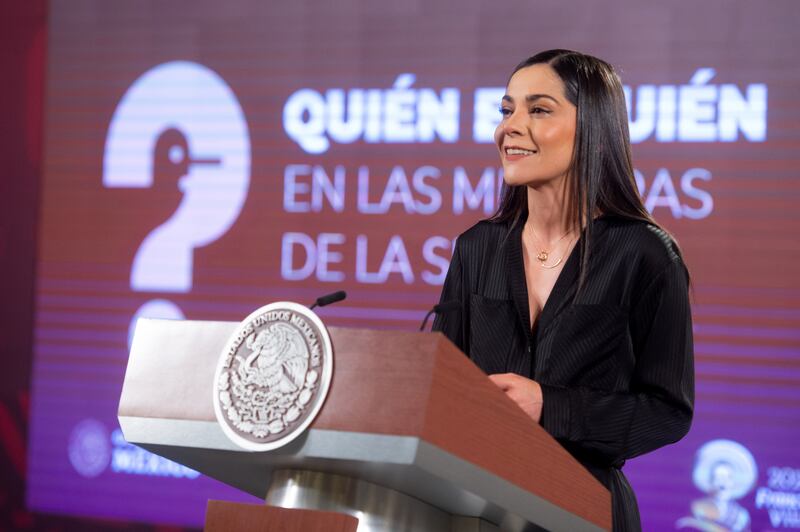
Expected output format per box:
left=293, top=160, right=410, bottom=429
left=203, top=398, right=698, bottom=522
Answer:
left=432, top=237, right=468, bottom=354
left=538, top=259, right=694, bottom=466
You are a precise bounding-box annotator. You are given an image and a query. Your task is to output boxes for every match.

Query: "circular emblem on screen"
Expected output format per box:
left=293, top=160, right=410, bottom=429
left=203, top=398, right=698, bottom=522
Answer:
left=213, top=302, right=333, bottom=451
left=68, top=419, right=111, bottom=478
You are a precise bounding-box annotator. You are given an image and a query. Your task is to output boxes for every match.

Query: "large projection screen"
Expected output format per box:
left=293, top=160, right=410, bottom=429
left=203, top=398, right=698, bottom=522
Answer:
left=28, top=1, right=800, bottom=530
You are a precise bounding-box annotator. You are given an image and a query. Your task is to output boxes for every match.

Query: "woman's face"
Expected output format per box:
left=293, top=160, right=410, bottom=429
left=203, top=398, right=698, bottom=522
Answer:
left=494, top=64, right=577, bottom=188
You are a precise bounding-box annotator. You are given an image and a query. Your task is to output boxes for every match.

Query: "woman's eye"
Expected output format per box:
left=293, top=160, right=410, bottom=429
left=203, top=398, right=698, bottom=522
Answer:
left=499, top=107, right=512, bottom=117
left=530, top=107, right=549, bottom=115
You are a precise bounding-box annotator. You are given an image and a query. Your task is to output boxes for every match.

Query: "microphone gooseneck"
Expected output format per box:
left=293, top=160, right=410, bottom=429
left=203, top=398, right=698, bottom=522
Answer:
left=419, top=299, right=460, bottom=331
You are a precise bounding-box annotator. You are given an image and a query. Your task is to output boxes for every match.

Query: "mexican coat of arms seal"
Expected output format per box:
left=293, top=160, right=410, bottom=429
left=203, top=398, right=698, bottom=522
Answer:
left=213, top=302, right=333, bottom=451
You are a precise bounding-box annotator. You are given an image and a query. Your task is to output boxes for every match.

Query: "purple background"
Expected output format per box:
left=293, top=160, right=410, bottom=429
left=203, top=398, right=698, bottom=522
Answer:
left=12, top=1, right=800, bottom=531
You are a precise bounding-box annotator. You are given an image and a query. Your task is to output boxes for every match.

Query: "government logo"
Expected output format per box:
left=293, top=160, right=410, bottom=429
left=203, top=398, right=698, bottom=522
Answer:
left=213, top=302, right=333, bottom=451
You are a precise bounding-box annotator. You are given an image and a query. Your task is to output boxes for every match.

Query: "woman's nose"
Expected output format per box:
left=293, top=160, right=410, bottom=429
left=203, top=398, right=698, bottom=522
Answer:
left=502, top=110, right=525, bottom=136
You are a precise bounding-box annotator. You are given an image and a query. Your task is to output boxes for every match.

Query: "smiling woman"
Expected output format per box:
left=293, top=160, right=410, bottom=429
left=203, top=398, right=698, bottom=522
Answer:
left=434, top=50, right=695, bottom=532
left=496, top=64, right=577, bottom=189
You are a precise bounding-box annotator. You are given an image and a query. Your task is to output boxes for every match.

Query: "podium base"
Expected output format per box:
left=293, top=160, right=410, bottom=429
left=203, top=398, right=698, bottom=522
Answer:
left=205, top=500, right=358, bottom=531
left=265, top=469, right=501, bottom=531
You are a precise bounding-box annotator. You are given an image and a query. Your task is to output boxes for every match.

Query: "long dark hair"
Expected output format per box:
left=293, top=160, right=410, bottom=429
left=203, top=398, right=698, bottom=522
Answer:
left=491, top=49, right=667, bottom=288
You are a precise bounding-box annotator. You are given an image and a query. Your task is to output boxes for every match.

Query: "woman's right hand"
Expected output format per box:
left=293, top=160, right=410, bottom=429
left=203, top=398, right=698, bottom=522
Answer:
left=488, top=373, right=544, bottom=423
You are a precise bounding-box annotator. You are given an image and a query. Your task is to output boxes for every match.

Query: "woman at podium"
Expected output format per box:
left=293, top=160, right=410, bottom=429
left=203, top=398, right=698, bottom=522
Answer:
left=433, top=49, right=694, bottom=532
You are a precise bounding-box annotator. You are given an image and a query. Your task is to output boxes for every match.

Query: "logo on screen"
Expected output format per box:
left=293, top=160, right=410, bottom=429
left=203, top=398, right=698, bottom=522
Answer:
left=103, top=60, right=251, bottom=293
left=68, top=419, right=111, bottom=478
left=213, top=302, right=333, bottom=451
left=676, top=439, right=757, bottom=532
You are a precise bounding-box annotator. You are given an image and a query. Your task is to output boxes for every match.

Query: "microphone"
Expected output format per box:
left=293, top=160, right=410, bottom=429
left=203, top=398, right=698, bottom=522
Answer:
left=419, top=299, right=460, bottom=331
left=309, top=290, right=347, bottom=310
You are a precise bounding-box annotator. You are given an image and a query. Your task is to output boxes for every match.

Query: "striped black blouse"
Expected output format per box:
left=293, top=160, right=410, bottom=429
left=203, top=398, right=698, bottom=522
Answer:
left=433, top=214, right=695, bottom=532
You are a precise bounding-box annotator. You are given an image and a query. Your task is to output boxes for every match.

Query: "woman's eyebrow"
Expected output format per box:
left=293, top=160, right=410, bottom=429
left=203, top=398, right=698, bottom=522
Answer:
left=525, top=93, right=559, bottom=104
left=501, top=94, right=560, bottom=104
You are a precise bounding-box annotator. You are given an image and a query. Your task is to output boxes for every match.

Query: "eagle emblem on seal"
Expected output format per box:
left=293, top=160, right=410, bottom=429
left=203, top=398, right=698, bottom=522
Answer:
left=213, top=302, right=333, bottom=451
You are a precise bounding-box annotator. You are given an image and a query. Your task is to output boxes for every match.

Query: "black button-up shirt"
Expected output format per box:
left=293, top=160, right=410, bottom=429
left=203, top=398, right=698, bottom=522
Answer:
left=433, top=214, right=694, bottom=531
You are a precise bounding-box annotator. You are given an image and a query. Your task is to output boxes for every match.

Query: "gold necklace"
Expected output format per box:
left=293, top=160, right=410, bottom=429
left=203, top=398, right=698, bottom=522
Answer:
left=528, top=224, right=573, bottom=269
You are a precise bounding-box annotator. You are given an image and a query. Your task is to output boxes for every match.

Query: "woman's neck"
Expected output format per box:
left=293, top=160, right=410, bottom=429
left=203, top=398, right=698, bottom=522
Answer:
left=524, top=180, right=574, bottom=243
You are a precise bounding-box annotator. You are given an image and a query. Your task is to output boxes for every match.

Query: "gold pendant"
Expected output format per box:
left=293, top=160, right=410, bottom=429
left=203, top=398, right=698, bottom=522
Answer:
left=536, top=250, right=549, bottom=262
left=540, top=256, right=564, bottom=269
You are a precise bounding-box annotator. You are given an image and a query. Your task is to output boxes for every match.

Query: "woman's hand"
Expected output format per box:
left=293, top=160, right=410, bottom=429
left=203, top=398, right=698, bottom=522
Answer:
left=488, top=373, right=543, bottom=423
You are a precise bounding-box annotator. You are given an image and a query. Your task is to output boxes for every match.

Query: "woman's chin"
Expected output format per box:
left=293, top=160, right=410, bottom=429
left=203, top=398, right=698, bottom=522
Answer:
left=502, top=172, right=538, bottom=188
left=501, top=169, right=526, bottom=187
left=501, top=168, right=563, bottom=189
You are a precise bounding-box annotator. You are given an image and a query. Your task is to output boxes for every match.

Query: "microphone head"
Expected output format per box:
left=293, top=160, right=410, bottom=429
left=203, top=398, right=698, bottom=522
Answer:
left=316, top=290, right=347, bottom=308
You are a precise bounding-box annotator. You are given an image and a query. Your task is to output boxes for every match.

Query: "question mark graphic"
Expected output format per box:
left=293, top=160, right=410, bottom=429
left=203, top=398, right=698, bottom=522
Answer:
left=103, top=61, right=251, bottom=346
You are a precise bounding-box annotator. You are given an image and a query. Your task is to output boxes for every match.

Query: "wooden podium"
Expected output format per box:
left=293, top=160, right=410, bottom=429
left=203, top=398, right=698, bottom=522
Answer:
left=118, top=318, right=611, bottom=531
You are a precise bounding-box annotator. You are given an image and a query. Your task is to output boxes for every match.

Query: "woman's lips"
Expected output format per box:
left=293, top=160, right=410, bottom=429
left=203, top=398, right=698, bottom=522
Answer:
left=504, top=147, right=537, bottom=161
